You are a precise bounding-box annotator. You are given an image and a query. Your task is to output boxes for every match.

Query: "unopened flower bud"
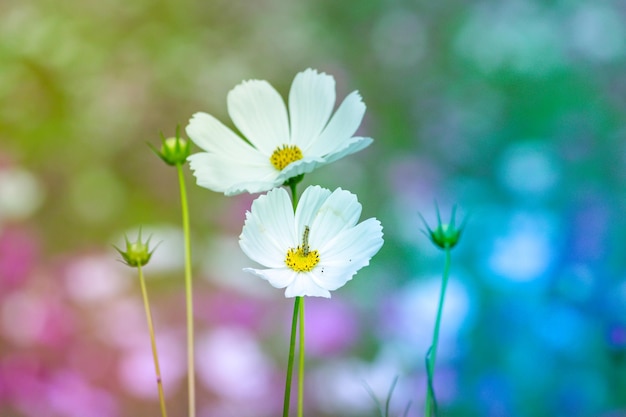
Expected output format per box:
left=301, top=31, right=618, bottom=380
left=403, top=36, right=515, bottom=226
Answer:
left=420, top=204, right=465, bottom=250
left=150, top=129, right=191, bottom=166
left=114, top=229, right=156, bottom=267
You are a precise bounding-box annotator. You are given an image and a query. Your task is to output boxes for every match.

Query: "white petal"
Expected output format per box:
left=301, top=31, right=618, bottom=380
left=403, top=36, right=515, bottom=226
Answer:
left=308, top=268, right=353, bottom=292
left=308, top=188, right=362, bottom=249
left=285, top=273, right=331, bottom=298
left=293, top=185, right=332, bottom=240
left=322, top=136, right=373, bottom=165
left=307, top=91, right=367, bottom=156
left=318, top=218, right=384, bottom=271
left=244, top=267, right=297, bottom=290
left=227, top=79, right=289, bottom=154
left=279, top=137, right=371, bottom=181
left=224, top=181, right=282, bottom=196
left=289, top=69, right=336, bottom=151
left=239, top=188, right=296, bottom=267
left=278, top=156, right=327, bottom=182
left=187, top=153, right=279, bottom=195
left=186, top=112, right=282, bottom=194
left=186, top=112, right=253, bottom=155
left=308, top=219, right=383, bottom=292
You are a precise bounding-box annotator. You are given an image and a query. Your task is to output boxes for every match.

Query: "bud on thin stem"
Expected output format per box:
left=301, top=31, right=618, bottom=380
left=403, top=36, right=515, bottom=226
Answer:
left=150, top=126, right=191, bottom=166
left=419, top=203, right=466, bottom=250
left=114, top=228, right=156, bottom=267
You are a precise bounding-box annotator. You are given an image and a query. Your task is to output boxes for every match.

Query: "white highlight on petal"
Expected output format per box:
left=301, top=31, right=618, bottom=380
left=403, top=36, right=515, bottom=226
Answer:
left=309, top=92, right=367, bottom=156
left=186, top=112, right=279, bottom=195
left=289, top=68, right=336, bottom=151
left=294, top=185, right=333, bottom=239
left=186, top=112, right=256, bottom=156
left=285, top=272, right=330, bottom=298
left=227, top=79, right=290, bottom=154
left=314, top=218, right=384, bottom=291
left=305, top=187, right=362, bottom=247
left=243, top=267, right=297, bottom=290
left=239, top=188, right=296, bottom=267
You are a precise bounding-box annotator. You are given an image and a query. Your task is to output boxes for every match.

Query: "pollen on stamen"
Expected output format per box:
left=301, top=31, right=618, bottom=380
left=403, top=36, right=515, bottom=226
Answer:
left=285, top=246, right=320, bottom=272
left=285, top=225, right=319, bottom=272
left=270, top=145, right=303, bottom=171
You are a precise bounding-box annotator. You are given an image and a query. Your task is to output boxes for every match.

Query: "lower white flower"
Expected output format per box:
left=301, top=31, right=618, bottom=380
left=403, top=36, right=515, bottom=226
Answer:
left=239, top=185, right=384, bottom=298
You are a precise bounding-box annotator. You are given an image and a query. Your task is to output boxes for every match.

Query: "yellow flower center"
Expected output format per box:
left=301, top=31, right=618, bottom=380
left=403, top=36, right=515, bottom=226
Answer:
left=270, top=145, right=303, bottom=171
left=285, top=247, right=320, bottom=272
left=285, top=226, right=319, bottom=272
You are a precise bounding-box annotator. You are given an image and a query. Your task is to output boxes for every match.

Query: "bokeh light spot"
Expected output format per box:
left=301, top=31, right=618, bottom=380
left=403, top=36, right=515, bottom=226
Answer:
left=0, top=167, right=44, bottom=221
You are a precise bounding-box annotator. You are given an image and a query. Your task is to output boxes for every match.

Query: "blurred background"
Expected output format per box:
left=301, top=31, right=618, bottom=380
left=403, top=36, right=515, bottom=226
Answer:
left=2, top=0, right=626, bottom=416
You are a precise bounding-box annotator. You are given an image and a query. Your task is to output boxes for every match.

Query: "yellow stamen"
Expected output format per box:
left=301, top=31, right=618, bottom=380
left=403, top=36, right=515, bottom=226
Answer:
left=270, top=145, right=303, bottom=171
left=285, top=247, right=320, bottom=272
left=285, top=226, right=319, bottom=272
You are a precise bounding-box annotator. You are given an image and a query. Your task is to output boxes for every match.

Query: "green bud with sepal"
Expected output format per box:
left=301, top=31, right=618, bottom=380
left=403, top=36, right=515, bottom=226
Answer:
left=114, top=228, right=157, bottom=267
left=150, top=127, right=191, bottom=166
left=419, top=203, right=466, bottom=250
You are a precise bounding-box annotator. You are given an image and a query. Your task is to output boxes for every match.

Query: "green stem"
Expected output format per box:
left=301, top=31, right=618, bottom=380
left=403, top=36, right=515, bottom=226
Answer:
left=425, top=248, right=451, bottom=417
left=283, top=296, right=301, bottom=417
left=137, top=265, right=168, bottom=417
left=289, top=181, right=298, bottom=211
left=176, top=164, right=195, bottom=417
left=298, top=297, right=305, bottom=417
left=282, top=182, right=305, bottom=417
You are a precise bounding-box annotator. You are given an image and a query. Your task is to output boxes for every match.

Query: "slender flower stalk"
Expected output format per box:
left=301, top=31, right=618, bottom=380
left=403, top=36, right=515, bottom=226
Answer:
left=151, top=133, right=195, bottom=417
left=283, top=296, right=301, bottom=417
left=424, top=248, right=450, bottom=417
left=283, top=179, right=302, bottom=417
left=114, top=231, right=167, bottom=417
left=420, top=205, right=465, bottom=417
left=298, top=297, right=305, bottom=417
left=177, top=163, right=196, bottom=417
left=138, top=263, right=169, bottom=417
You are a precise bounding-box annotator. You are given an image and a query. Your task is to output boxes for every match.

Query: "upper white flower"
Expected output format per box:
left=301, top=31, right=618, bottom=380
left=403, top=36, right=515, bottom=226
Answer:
left=239, top=185, right=384, bottom=298
left=186, top=68, right=372, bottom=195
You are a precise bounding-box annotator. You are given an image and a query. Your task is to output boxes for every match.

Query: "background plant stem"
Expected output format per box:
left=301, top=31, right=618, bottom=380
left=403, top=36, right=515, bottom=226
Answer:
left=425, top=248, right=451, bottom=417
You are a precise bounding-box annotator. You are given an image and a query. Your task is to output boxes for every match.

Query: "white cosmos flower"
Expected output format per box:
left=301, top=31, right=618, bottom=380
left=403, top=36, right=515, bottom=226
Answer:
left=239, top=185, right=384, bottom=298
left=186, top=68, right=372, bottom=195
